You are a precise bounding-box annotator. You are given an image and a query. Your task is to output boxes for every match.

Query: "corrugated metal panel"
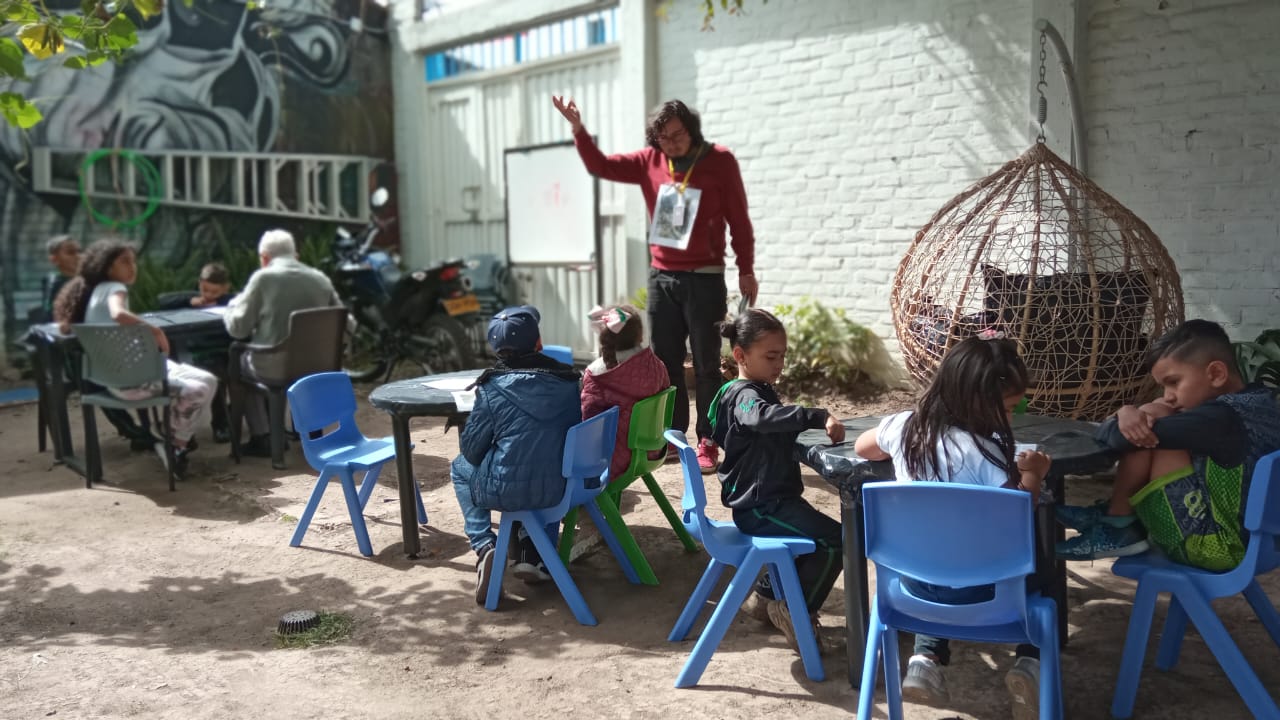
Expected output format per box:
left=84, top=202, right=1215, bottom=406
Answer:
left=403, top=38, right=623, bottom=356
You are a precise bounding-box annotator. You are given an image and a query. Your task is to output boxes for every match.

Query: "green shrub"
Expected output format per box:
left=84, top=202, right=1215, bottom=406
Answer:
left=771, top=297, right=902, bottom=399
left=1234, top=330, right=1280, bottom=388
left=628, top=287, right=647, bottom=311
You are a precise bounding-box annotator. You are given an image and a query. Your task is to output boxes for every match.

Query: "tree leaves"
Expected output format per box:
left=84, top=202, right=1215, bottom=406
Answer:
left=0, top=0, right=227, bottom=128
left=0, top=91, right=42, bottom=128
left=0, top=37, right=27, bottom=79
left=133, top=0, right=162, bottom=20
left=17, top=23, right=64, bottom=59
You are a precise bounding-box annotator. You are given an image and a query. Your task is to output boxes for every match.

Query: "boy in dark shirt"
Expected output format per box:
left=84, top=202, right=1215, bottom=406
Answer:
left=191, top=262, right=235, bottom=308
left=42, top=235, right=80, bottom=318
left=1057, top=319, right=1280, bottom=567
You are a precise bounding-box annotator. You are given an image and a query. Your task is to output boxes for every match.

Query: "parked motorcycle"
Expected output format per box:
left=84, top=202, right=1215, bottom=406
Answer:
left=335, top=188, right=480, bottom=382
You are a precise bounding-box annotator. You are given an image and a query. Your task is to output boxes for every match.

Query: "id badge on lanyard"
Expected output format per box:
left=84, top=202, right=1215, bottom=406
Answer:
left=672, top=194, right=685, bottom=226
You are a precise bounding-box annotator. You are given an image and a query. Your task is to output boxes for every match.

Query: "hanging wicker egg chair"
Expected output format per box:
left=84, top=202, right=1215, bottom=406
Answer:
left=891, top=142, right=1184, bottom=420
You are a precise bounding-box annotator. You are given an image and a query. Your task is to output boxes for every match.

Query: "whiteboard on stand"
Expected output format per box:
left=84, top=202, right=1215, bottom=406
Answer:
left=503, top=141, right=599, bottom=265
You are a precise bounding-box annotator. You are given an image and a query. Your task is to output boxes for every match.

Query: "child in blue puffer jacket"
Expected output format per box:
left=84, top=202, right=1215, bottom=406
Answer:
left=450, top=305, right=582, bottom=604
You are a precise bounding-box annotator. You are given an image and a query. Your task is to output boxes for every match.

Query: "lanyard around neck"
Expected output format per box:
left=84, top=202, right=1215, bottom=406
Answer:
left=667, top=144, right=707, bottom=195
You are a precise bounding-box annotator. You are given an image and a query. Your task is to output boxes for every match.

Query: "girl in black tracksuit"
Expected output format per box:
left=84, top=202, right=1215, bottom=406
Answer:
left=710, top=309, right=845, bottom=644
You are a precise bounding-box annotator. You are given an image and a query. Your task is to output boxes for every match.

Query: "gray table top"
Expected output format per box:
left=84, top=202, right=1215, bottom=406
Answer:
left=368, top=369, right=484, bottom=418
left=29, top=308, right=229, bottom=344
left=795, top=414, right=1116, bottom=501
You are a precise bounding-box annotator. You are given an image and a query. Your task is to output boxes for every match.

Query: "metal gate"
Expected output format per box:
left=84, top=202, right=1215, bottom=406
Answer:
left=417, top=10, right=630, bottom=357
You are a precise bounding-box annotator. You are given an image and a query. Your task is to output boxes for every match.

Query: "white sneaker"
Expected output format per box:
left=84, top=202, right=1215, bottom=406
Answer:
left=1005, top=655, right=1040, bottom=720
left=512, top=561, right=552, bottom=585
left=902, top=654, right=948, bottom=703
left=153, top=441, right=170, bottom=471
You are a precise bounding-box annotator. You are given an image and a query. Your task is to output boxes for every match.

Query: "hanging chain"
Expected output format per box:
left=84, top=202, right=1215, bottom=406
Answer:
left=1036, top=30, right=1048, bottom=143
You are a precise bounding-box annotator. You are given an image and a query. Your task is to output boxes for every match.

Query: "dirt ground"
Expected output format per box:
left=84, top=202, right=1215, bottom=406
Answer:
left=1, top=388, right=1277, bottom=720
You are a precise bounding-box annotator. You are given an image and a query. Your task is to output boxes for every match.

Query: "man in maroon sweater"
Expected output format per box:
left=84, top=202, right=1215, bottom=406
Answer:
left=554, top=96, right=757, bottom=473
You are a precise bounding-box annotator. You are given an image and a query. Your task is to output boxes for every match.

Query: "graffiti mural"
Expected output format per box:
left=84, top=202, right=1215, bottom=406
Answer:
left=0, top=0, right=393, bottom=347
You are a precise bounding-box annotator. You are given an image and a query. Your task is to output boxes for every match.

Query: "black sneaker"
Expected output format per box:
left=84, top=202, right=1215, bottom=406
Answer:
left=474, top=544, right=496, bottom=605
left=212, top=426, right=231, bottom=444
left=241, top=434, right=273, bottom=458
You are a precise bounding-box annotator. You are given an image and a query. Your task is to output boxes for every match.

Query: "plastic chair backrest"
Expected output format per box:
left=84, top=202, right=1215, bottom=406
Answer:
left=543, top=344, right=573, bottom=365
left=73, top=323, right=166, bottom=389
left=666, top=429, right=733, bottom=551
left=1243, top=449, right=1280, bottom=573
left=863, top=481, right=1034, bottom=627
left=563, top=406, right=619, bottom=484
left=257, top=307, right=348, bottom=383
left=287, top=372, right=365, bottom=469
left=628, top=386, right=676, bottom=456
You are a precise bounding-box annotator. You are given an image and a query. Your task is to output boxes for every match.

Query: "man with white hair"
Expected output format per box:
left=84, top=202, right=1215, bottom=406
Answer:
left=224, top=228, right=342, bottom=456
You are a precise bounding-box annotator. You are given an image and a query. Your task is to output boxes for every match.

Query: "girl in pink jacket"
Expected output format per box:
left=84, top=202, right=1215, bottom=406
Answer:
left=580, top=305, right=671, bottom=480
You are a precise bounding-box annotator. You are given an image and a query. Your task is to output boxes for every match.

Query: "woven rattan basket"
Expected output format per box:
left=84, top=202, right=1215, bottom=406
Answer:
left=891, top=142, right=1184, bottom=420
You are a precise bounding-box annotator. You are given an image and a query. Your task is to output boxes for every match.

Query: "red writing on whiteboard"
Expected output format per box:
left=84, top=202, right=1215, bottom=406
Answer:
left=546, top=181, right=563, bottom=207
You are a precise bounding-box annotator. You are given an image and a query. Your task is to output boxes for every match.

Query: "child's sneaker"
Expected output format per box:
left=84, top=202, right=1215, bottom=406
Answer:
left=512, top=561, right=552, bottom=585
left=664, top=443, right=682, bottom=464
left=474, top=543, right=496, bottom=605
left=1054, top=500, right=1109, bottom=530
left=695, top=438, right=719, bottom=474
left=1004, top=655, right=1040, bottom=720
left=1056, top=516, right=1149, bottom=560
left=765, top=599, right=825, bottom=655
left=902, top=654, right=949, bottom=703
left=740, top=591, right=774, bottom=626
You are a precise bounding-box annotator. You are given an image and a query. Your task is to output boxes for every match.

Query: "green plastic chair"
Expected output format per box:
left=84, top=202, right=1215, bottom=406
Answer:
left=558, top=386, right=698, bottom=584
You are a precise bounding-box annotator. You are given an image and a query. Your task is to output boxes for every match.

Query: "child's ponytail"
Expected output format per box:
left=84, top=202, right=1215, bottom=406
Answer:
left=590, top=304, right=643, bottom=369
left=721, top=308, right=785, bottom=351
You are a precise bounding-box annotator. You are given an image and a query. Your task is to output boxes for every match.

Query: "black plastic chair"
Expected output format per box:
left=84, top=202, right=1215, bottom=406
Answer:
left=228, top=306, right=348, bottom=470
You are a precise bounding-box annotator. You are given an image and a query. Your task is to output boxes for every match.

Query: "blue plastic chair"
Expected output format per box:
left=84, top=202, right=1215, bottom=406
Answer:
left=542, top=344, right=574, bottom=365
left=1110, top=450, right=1280, bottom=719
left=287, top=372, right=427, bottom=557
left=485, top=406, right=642, bottom=625
left=664, top=429, right=824, bottom=687
left=857, top=482, right=1062, bottom=720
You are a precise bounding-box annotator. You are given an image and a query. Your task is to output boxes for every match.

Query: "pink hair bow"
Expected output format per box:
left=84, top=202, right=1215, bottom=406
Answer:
left=588, top=305, right=629, bottom=334
left=978, top=328, right=1007, bottom=340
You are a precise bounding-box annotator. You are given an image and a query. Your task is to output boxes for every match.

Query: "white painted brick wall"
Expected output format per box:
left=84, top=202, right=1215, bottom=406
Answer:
left=650, top=0, right=1032, bottom=350
left=1086, top=0, right=1280, bottom=341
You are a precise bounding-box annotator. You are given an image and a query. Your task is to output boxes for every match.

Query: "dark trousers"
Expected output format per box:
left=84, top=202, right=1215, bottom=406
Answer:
left=905, top=576, right=1043, bottom=664
left=733, top=496, right=844, bottom=613
left=647, top=269, right=728, bottom=442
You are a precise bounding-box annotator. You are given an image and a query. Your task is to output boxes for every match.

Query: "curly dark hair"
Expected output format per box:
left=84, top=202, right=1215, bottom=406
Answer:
left=644, top=99, right=705, bottom=153
left=53, top=238, right=136, bottom=325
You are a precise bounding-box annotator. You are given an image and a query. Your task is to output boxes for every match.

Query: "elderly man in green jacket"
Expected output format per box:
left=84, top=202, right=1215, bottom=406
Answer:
left=224, top=229, right=342, bottom=456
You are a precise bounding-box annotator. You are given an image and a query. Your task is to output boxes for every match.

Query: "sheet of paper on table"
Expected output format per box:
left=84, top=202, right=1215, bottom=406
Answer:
left=200, top=306, right=228, bottom=316
left=424, top=377, right=474, bottom=391
left=451, top=390, right=475, bottom=412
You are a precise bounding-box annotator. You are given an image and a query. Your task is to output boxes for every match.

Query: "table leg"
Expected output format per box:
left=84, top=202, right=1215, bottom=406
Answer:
left=29, top=342, right=49, bottom=453
left=1042, top=473, right=1069, bottom=648
left=842, top=494, right=870, bottom=689
left=46, top=344, right=77, bottom=465
left=392, top=416, right=422, bottom=558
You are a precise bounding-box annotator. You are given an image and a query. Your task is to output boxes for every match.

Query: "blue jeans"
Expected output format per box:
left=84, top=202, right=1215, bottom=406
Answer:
left=450, top=455, right=558, bottom=558
left=904, top=578, right=1039, bottom=664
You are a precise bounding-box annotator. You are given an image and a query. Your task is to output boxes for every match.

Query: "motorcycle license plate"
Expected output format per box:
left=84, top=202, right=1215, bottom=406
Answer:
left=443, top=294, right=481, bottom=316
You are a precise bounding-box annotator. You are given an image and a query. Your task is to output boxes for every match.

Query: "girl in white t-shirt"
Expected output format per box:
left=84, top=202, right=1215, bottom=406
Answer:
left=54, top=239, right=217, bottom=475
left=853, top=336, right=1051, bottom=717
